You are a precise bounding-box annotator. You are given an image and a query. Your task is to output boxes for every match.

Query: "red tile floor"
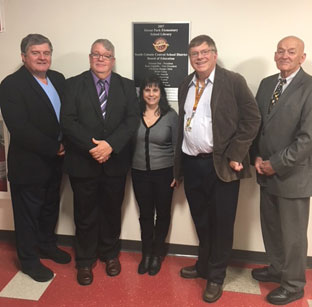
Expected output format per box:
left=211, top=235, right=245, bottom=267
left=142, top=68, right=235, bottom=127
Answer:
left=0, top=241, right=311, bottom=307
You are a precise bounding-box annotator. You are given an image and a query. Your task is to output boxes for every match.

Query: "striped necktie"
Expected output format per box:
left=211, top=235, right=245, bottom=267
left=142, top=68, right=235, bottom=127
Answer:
left=98, top=80, right=108, bottom=118
left=268, top=78, right=287, bottom=114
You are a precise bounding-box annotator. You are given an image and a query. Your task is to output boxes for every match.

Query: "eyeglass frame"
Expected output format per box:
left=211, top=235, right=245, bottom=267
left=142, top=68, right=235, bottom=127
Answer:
left=89, top=53, right=115, bottom=61
left=189, top=48, right=216, bottom=59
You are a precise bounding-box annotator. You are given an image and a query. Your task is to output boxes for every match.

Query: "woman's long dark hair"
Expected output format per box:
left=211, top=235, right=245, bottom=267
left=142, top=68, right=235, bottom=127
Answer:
left=139, top=74, right=171, bottom=116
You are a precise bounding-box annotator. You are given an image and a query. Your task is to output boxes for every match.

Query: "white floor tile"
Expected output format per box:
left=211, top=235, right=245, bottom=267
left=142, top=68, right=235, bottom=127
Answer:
left=224, top=266, right=261, bottom=294
left=0, top=271, right=54, bottom=301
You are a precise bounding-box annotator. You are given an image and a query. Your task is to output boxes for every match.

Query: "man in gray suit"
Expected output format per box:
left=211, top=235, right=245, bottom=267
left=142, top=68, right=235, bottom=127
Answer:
left=174, top=35, right=260, bottom=303
left=251, top=36, right=312, bottom=305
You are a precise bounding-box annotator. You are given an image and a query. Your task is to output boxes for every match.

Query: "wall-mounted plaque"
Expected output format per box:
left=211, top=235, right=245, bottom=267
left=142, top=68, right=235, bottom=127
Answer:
left=133, top=22, right=189, bottom=101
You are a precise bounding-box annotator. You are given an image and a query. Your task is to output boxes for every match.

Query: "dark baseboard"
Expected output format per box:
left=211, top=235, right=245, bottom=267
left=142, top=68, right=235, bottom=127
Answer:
left=120, top=239, right=270, bottom=265
left=1, top=229, right=311, bottom=267
left=0, top=230, right=15, bottom=242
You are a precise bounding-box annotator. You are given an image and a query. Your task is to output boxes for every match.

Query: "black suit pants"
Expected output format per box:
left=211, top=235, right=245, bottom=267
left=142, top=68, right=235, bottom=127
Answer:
left=131, top=167, right=174, bottom=256
left=69, top=173, right=126, bottom=268
left=183, top=154, right=239, bottom=284
left=10, top=170, right=62, bottom=270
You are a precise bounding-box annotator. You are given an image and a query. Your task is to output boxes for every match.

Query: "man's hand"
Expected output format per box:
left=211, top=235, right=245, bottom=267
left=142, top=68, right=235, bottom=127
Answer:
left=255, top=157, right=275, bottom=176
left=57, top=143, right=65, bottom=156
left=89, top=138, right=112, bottom=163
left=254, top=156, right=264, bottom=174
left=261, top=160, right=276, bottom=176
left=229, top=160, right=243, bottom=172
left=170, top=178, right=180, bottom=188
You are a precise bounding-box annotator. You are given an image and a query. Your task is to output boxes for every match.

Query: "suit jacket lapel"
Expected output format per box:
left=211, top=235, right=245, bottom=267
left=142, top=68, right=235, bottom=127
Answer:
left=210, top=65, right=223, bottom=117
left=179, top=73, right=193, bottom=114
left=262, top=78, right=277, bottom=126
left=104, top=73, right=119, bottom=121
left=84, top=70, right=104, bottom=122
left=21, top=66, right=59, bottom=120
left=265, top=68, right=305, bottom=125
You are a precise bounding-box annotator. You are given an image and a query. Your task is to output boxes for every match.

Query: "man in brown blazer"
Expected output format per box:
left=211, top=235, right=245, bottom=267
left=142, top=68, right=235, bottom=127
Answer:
left=251, top=36, right=312, bottom=305
left=174, top=35, right=260, bottom=303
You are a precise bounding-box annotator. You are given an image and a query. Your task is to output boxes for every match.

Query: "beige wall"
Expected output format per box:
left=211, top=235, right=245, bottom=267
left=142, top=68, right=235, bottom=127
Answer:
left=1, top=0, right=312, bottom=254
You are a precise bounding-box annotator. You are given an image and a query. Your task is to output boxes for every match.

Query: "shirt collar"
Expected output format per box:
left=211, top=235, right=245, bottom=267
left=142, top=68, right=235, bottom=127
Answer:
left=278, top=67, right=300, bottom=84
left=189, top=67, right=216, bottom=87
left=91, top=70, right=111, bottom=85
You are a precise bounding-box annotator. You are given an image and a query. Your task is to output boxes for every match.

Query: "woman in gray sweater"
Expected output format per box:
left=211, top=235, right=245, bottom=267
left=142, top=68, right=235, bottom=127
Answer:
left=132, top=75, right=178, bottom=275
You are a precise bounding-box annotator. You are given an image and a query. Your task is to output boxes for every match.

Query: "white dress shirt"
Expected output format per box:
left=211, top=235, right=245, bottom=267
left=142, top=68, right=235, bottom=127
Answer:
left=182, top=68, right=215, bottom=156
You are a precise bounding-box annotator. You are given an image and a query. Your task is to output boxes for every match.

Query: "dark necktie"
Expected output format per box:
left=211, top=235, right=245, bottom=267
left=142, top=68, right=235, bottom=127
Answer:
left=268, top=78, right=287, bottom=114
left=98, top=80, right=108, bottom=118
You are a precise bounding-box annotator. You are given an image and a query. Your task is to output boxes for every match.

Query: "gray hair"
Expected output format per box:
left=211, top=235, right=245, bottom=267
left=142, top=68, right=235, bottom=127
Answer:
left=90, top=39, right=115, bottom=56
left=21, top=34, right=53, bottom=54
left=188, top=35, right=217, bottom=54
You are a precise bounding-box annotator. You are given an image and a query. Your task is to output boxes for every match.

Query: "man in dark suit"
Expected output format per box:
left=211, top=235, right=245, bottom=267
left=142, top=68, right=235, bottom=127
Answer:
left=174, top=35, right=260, bottom=303
left=251, top=36, right=312, bottom=305
left=61, top=39, right=139, bottom=286
left=0, top=34, right=71, bottom=282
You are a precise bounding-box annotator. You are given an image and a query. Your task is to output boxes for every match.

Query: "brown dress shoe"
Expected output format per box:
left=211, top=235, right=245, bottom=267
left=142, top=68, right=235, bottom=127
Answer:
left=203, top=281, right=223, bottom=303
left=106, top=258, right=121, bottom=276
left=77, top=267, right=93, bottom=286
left=180, top=265, right=200, bottom=279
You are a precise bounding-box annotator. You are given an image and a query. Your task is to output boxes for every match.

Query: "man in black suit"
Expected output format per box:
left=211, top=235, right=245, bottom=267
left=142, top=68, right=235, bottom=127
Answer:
left=61, top=39, right=139, bottom=285
left=0, top=34, right=71, bottom=282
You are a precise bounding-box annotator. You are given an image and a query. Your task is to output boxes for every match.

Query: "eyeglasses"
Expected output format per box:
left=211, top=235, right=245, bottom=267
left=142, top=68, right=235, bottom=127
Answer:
left=189, top=49, right=216, bottom=58
left=90, top=53, right=114, bottom=61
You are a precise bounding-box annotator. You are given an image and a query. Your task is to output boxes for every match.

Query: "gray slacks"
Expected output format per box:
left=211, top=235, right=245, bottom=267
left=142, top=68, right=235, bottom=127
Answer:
left=260, top=187, right=310, bottom=292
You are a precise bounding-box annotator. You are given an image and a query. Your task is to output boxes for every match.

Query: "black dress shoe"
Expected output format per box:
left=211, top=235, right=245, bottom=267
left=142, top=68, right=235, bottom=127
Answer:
left=267, top=286, right=304, bottom=305
left=106, top=258, right=121, bottom=276
left=149, top=256, right=162, bottom=276
left=251, top=267, right=281, bottom=283
left=203, top=281, right=223, bottom=303
left=39, top=247, right=71, bottom=264
left=180, top=265, right=200, bottom=279
left=22, top=263, right=54, bottom=282
left=138, top=255, right=151, bottom=274
left=77, top=267, right=93, bottom=286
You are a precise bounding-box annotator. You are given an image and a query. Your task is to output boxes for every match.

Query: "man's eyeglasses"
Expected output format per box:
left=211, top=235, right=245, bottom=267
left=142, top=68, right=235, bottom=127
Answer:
left=189, top=49, right=216, bottom=58
left=90, top=53, right=114, bottom=61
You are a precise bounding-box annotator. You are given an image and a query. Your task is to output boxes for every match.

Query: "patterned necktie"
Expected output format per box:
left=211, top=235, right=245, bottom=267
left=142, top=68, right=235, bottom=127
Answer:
left=268, top=78, right=287, bottom=114
left=98, top=80, right=108, bottom=118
